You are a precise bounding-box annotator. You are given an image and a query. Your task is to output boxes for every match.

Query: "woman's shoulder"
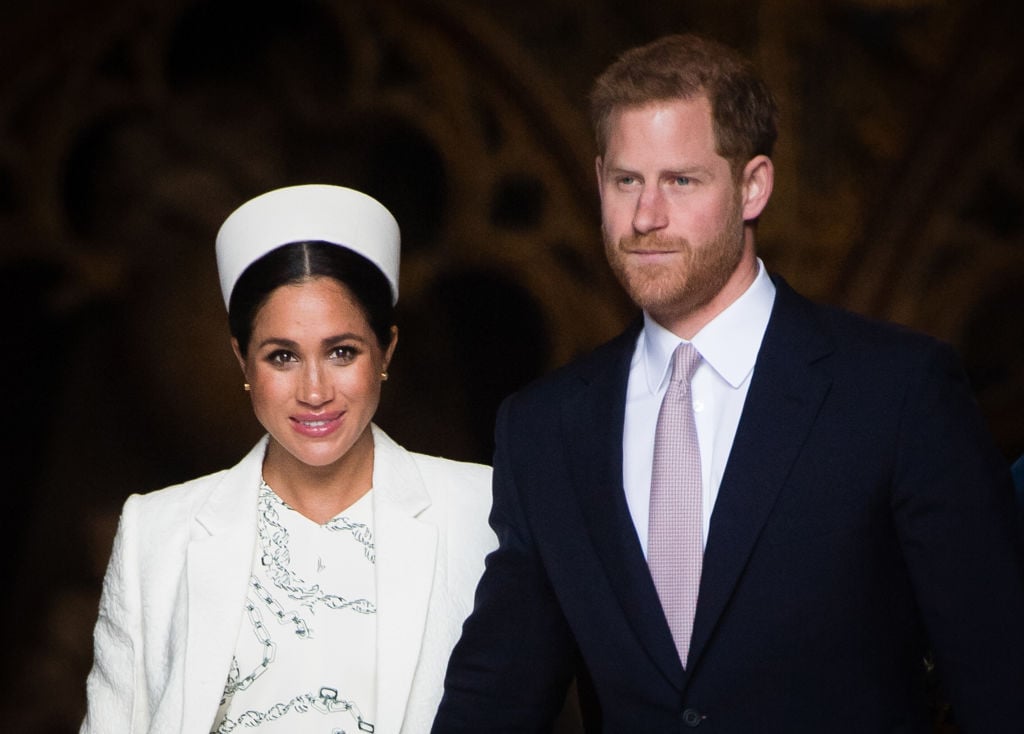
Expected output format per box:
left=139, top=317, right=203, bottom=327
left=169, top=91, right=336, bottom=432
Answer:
left=122, top=438, right=266, bottom=521
left=406, top=451, right=492, bottom=515
left=409, top=451, right=492, bottom=484
left=117, top=469, right=231, bottom=543
left=373, top=424, right=491, bottom=490
left=127, top=467, right=229, bottom=507
left=406, top=452, right=496, bottom=551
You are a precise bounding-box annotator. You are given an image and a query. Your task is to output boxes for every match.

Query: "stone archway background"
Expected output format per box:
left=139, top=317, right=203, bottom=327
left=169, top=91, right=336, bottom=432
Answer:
left=1, top=0, right=1020, bottom=731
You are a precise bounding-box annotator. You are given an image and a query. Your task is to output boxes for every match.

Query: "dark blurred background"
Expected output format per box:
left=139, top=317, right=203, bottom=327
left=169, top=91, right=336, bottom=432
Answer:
left=2, top=1, right=1023, bottom=732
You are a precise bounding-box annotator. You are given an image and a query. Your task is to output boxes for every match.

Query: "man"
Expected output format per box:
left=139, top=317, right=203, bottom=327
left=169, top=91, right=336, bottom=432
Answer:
left=433, top=33, right=1024, bottom=733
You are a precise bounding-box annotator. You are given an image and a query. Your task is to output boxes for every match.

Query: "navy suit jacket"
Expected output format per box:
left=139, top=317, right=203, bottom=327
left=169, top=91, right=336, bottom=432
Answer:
left=1012, top=453, right=1024, bottom=509
left=434, top=278, right=1024, bottom=734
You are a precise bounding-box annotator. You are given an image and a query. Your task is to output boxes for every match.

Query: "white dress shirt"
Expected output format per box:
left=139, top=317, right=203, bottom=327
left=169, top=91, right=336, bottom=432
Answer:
left=623, top=260, right=776, bottom=554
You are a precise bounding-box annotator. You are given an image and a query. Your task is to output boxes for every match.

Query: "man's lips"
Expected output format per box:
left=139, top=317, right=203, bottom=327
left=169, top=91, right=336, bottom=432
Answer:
left=623, top=247, right=681, bottom=257
left=618, top=236, right=684, bottom=256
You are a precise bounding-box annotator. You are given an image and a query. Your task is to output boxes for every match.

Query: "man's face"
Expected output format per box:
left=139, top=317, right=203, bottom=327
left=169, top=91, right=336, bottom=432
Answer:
left=597, top=96, right=761, bottom=335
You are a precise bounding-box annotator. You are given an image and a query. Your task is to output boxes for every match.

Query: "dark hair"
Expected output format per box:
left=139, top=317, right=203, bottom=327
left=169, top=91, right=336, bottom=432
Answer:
left=228, top=240, right=394, bottom=355
left=589, top=33, right=778, bottom=175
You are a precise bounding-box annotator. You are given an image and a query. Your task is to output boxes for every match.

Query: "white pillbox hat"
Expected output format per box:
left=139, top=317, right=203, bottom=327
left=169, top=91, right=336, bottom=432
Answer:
left=215, top=184, right=401, bottom=307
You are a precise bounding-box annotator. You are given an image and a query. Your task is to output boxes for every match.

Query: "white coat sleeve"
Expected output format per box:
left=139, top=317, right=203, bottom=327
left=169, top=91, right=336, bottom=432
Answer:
left=80, top=495, right=145, bottom=733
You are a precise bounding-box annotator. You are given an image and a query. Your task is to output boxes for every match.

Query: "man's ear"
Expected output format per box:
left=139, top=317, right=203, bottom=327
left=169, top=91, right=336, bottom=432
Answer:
left=741, top=155, right=774, bottom=221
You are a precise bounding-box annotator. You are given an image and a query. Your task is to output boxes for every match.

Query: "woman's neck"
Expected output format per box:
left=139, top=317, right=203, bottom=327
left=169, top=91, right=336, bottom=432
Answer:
left=262, top=428, right=375, bottom=524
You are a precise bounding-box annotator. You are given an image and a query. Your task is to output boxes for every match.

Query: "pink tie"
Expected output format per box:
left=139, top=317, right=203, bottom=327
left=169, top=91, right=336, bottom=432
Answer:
left=648, top=342, right=703, bottom=668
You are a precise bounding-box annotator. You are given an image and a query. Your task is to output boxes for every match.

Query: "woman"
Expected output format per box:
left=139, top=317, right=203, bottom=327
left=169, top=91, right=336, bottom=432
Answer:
left=81, top=184, right=497, bottom=734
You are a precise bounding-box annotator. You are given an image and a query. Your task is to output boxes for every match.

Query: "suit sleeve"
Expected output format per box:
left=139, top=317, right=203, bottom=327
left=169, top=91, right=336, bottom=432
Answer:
left=891, top=340, right=1024, bottom=732
left=433, top=395, right=578, bottom=733
left=80, top=495, right=144, bottom=734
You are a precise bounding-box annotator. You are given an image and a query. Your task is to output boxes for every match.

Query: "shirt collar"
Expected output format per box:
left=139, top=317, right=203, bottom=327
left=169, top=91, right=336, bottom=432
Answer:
left=642, top=259, right=776, bottom=393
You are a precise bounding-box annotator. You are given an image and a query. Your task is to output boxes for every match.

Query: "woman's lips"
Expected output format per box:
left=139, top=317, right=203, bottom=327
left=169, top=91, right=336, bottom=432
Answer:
left=290, top=411, right=344, bottom=437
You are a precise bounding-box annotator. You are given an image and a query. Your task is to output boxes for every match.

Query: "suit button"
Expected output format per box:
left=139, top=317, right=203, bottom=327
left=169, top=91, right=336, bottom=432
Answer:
left=682, top=708, right=703, bottom=727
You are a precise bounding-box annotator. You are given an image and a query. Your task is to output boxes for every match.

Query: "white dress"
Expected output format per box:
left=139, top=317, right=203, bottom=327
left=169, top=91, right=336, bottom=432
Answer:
left=212, top=481, right=378, bottom=733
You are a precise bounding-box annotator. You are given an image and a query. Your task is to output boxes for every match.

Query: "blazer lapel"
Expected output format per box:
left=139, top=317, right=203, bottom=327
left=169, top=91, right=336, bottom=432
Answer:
left=685, top=279, right=834, bottom=676
left=371, top=426, right=437, bottom=734
left=566, top=322, right=687, bottom=689
left=181, top=439, right=267, bottom=734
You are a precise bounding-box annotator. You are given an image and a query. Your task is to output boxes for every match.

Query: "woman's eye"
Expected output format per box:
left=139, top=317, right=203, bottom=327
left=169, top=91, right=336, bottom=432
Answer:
left=330, top=345, right=360, bottom=363
left=266, top=350, right=296, bottom=366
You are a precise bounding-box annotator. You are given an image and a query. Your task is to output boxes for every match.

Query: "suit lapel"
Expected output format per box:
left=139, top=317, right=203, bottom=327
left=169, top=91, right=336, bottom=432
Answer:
left=685, top=279, right=834, bottom=675
left=566, top=322, right=687, bottom=689
left=182, top=438, right=267, bottom=734
left=371, top=426, right=437, bottom=734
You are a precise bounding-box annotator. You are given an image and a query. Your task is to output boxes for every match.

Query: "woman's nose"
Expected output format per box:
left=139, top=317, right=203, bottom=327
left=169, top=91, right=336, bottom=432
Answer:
left=297, top=363, right=332, bottom=406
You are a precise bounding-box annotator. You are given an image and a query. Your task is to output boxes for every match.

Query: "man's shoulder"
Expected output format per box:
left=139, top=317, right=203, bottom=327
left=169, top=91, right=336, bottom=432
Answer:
left=510, top=318, right=641, bottom=403
left=772, top=276, right=948, bottom=358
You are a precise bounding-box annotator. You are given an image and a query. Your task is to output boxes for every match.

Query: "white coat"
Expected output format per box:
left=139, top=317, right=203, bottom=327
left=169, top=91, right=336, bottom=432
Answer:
left=81, top=425, right=496, bottom=734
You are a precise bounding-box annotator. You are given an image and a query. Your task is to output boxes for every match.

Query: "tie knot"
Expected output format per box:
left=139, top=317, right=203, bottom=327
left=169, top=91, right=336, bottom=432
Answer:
left=670, top=342, right=701, bottom=384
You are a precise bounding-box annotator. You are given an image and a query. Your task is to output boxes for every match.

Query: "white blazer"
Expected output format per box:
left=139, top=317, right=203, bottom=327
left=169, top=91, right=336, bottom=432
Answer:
left=81, top=425, right=496, bottom=734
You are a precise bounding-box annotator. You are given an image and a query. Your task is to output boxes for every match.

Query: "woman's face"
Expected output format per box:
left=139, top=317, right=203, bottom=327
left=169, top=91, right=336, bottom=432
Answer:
left=234, top=276, right=396, bottom=474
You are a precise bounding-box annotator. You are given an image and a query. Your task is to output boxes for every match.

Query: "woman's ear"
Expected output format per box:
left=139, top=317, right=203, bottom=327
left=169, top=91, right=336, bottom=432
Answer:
left=383, top=326, right=399, bottom=372
left=231, top=338, right=247, bottom=375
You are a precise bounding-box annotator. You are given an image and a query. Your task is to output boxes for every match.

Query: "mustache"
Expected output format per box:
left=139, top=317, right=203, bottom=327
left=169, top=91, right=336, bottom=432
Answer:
left=615, top=232, right=691, bottom=252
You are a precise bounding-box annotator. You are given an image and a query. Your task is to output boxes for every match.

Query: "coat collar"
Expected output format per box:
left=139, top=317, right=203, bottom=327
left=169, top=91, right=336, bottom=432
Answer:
left=183, top=437, right=267, bottom=733
left=181, top=428, right=439, bottom=734
left=564, top=319, right=688, bottom=686
left=370, top=425, right=438, bottom=734
left=684, top=276, right=834, bottom=685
